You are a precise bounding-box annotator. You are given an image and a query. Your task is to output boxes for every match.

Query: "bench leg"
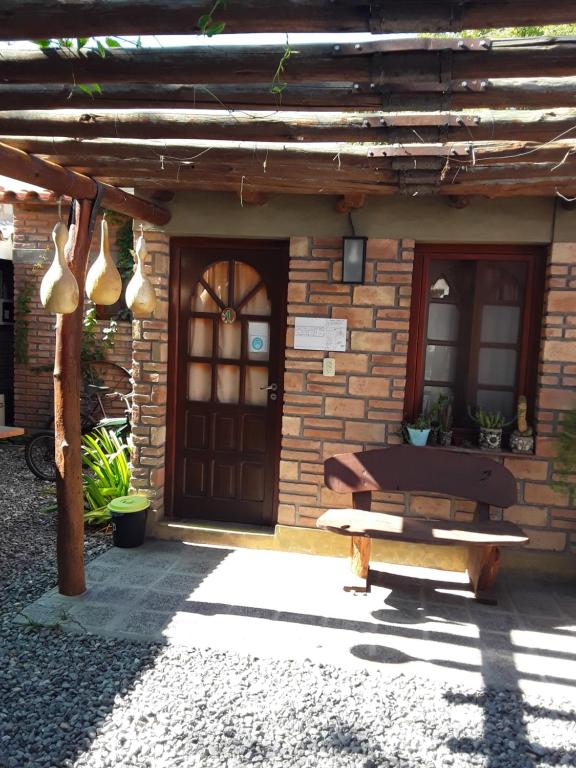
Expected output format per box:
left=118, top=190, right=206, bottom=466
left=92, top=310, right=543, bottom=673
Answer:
left=344, top=536, right=371, bottom=593
left=467, top=545, right=500, bottom=603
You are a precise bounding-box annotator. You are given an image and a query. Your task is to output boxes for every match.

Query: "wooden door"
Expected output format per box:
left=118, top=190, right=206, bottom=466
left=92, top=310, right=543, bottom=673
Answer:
left=168, top=238, right=288, bottom=525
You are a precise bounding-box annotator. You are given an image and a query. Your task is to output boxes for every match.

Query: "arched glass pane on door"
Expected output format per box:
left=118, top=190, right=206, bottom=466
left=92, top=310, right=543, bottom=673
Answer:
left=188, top=259, right=272, bottom=407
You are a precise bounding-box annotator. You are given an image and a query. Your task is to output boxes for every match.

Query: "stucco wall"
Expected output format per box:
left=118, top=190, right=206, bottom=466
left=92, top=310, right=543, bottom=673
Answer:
left=139, top=191, right=576, bottom=244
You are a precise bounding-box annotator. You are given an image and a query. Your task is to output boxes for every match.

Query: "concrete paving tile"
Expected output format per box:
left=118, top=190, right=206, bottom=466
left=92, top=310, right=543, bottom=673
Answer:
left=118, top=568, right=165, bottom=587
left=84, top=563, right=121, bottom=584
left=69, top=604, right=118, bottom=629
left=510, top=590, right=564, bottom=618
left=155, top=572, right=208, bottom=594
left=120, top=609, right=173, bottom=638
left=138, top=589, right=188, bottom=613
left=85, top=584, right=143, bottom=605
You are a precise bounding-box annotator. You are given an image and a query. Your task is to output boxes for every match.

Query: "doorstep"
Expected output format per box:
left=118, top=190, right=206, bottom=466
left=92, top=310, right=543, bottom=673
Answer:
left=151, top=521, right=576, bottom=580
left=152, top=520, right=469, bottom=571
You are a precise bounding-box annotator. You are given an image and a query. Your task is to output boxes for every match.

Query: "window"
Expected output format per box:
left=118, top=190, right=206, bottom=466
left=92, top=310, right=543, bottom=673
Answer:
left=405, top=245, right=545, bottom=441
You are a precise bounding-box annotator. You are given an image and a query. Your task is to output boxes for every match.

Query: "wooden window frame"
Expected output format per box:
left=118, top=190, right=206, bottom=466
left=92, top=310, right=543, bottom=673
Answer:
left=405, top=244, right=546, bottom=440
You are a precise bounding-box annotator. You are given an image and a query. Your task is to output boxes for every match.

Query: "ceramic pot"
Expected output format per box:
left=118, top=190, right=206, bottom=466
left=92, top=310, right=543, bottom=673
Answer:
left=479, top=427, right=502, bottom=450
left=407, top=427, right=431, bottom=447
left=510, top=432, right=534, bottom=454
left=439, top=430, right=453, bottom=447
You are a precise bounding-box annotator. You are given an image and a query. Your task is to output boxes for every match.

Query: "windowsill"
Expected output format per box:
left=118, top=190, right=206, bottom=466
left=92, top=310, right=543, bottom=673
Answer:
left=416, top=443, right=537, bottom=460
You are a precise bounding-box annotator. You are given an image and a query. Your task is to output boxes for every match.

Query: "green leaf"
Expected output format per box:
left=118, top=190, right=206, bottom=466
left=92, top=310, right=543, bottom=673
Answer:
left=206, top=21, right=226, bottom=36
left=34, top=39, right=52, bottom=49
left=105, top=37, right=121, bottom=48
left=76, top=37, right=89, bottom=49
left=198, top=14, right=211, bottom=29
left=78, top=83, right=96, bottom=96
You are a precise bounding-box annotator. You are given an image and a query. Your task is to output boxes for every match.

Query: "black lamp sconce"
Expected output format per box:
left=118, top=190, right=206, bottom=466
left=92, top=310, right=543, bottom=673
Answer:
left=342, top=236, right=367, bottom=284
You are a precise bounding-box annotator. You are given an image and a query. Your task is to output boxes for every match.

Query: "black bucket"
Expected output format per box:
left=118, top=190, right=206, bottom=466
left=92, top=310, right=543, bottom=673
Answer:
left=111, top=509, right=148, bottom=548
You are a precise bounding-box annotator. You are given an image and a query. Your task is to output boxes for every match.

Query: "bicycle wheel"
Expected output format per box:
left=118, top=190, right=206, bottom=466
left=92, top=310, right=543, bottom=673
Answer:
left=25, top=432, right=57, bottom=481
left=82, top=361, right=133, bottom=419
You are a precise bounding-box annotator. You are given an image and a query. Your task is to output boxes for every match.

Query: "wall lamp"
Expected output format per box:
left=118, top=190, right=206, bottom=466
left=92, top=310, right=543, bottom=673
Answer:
left=342, top=236, right=367, bottom=284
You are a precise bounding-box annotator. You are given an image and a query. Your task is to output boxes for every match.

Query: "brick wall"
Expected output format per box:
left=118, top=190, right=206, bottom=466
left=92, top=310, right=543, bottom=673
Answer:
left=129, top=229, right=170, bottom=522
left=12, top=203, right=132, bottom=429
left=278, top=237, right=576, bottom=556
left=130, top=232, right=576, bottom=557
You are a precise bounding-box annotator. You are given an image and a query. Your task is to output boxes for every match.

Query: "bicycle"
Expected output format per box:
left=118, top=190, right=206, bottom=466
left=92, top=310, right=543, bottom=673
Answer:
left=24, top=361, right=133, bottom=482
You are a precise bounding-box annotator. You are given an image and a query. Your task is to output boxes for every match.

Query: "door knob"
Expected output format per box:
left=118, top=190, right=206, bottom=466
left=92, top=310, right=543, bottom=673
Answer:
left=260, top=383, right=278, bottom=391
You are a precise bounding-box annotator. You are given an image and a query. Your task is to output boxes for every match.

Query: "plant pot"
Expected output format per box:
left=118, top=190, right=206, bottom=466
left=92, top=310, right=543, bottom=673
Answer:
left=439, top=429, right=453, bottom=447
left=510, top=432, right=534, bottom=454
left=407, top=427, right=431, bottom=447
left=108, top=495, right=149, bottom=548
left=429, top=426, right=440, bottom=445
left=478, top=427, right=502, bottom=451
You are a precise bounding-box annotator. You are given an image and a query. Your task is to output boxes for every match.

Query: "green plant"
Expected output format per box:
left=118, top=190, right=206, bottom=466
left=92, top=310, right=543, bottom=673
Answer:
left=440, top=401, right=453, bottom=432
left=198, top=0, right=227, bottom=36
left=14, top=280, right=34, bottom=364
left=553, top=408, right=576, bottom=503
left=407, top=414, right=431, bottom=430
left=81, top=304, right=118, bottom=365
left=82, top=427, right=131, bottom=525
left=468, top=406, right=507, bottom=430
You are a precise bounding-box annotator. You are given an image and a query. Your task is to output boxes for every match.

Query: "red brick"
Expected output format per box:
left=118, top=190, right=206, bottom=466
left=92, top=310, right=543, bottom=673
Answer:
left=348, top=376, right=391, bottom=398
left=503, top=458, right=549, bottom=481
left=325, top=398, right=365, bottom=418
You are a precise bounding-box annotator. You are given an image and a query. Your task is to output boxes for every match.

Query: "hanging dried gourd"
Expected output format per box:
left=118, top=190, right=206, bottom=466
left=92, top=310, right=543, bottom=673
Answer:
left=85, top=217, right=122, bottom=305
left=125, top=231, right=156, bottom=318
left=40, top=221, right=79, bottom=315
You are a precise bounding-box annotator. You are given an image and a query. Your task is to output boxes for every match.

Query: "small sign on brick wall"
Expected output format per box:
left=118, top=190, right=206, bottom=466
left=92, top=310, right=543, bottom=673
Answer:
left=294, top=317, right=347, bottom=352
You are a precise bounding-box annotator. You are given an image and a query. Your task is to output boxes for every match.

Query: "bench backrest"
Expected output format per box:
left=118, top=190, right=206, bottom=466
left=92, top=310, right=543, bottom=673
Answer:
left=324, top=445, right=517, bottom=515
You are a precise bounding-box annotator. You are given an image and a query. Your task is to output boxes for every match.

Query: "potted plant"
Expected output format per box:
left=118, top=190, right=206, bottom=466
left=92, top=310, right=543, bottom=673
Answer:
left=428, top=394, right=446, bottom=445
left=439, top=400, right=454, bottom=446
left=404, top=414, right=431, bottom=447
left=509, top=395, right=534, bottom=454
left=468, top=407, right=511, bottom=450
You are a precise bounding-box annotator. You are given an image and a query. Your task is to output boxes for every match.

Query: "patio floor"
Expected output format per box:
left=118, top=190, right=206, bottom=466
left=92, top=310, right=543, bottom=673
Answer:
left=18, top=539, right=576, bottom=701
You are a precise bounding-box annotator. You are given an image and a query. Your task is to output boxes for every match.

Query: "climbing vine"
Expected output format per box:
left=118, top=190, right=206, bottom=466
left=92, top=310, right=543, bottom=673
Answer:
left=14, top=280, right=34, bottom=364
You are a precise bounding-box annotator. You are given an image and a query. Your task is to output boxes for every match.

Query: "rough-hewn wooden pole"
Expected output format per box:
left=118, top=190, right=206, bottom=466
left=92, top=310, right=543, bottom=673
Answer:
left=54, top=198, right=94, bottom=596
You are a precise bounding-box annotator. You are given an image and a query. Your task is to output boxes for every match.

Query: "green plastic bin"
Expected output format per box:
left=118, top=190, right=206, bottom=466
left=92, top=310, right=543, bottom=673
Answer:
left=108, top=495, right=149, bottom=548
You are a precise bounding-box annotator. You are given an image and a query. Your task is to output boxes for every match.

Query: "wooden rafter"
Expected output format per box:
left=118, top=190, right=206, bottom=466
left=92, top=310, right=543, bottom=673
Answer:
left=1, top=78, right=576, bottom=112
left=2, top=39, right=576, bottom=85
left=1, top=0, right=575, bottom=38
left=0, top=141, right=170, bottom=225
left=0, top=108, right=574, bottom=145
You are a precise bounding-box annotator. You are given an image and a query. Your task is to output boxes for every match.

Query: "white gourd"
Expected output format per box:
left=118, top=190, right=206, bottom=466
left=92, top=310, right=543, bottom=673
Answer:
left=125, top=232, right=156, bottom=317
left=40, top=222, right=79, bottom=315
left=85, top=218, right=122, bottom=305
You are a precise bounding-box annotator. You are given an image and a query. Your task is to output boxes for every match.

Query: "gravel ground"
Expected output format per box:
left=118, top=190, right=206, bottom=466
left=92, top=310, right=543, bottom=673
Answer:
left=1, top=444, right=576, bottom=768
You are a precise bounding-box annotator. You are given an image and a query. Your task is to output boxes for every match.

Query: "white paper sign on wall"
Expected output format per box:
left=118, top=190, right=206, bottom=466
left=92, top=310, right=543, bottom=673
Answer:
left=248, top=321, right=270, bottom=355
left=294, top=317, right=347, bottom=352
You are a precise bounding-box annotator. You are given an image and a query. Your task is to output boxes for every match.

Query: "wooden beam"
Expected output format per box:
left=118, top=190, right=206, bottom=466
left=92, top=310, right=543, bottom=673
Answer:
left=0, top=108, right=575, bottom=144
left=1, top=0, right=575, bottom=38
left=238, top=190, right=269, bottom=206
left=54, top=198, right=93, bottom=596
left=2, top=40, right=576, bottom=85
left=0, top=1, right=369, bottom=38
left=447, top=196, right=472, bottom=209
left=2, top=78, right=576, bottom=112
left=9, top=136, right=576, bottom=165
left=335, top=193, right=367, bottom=214
left=0, top=141, right=170, bottom=225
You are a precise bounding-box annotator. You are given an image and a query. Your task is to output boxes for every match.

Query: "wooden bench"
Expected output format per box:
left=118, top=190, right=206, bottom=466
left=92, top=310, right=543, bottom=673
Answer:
left=316, top=445, right=528, bottom=600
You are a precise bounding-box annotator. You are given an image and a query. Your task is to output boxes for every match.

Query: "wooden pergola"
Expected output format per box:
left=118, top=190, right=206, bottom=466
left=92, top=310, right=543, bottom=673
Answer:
left=1, top=0, right=576, bottom=596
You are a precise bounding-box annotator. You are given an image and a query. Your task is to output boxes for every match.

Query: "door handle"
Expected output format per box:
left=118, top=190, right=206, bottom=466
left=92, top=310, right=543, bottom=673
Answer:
left=260, top=383, right=278, bottom=391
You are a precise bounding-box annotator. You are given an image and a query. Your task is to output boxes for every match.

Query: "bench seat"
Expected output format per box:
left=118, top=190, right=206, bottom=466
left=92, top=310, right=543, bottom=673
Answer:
left=317, top=508, right=529, bottom=548
left=318, top=445, right=528, bottom=600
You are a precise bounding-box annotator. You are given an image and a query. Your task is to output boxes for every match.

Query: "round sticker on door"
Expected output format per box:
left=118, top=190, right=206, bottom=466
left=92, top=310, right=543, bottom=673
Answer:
left=251, top=336, right=264, bottom=352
